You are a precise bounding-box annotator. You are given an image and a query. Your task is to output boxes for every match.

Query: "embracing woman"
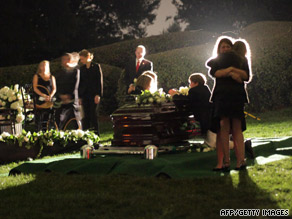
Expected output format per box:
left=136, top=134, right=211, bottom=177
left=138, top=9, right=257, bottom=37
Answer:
left=206, top=37, right=252, bottom=171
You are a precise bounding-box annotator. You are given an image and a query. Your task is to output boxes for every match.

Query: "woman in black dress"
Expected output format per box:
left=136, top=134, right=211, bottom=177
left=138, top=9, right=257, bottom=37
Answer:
left=206, top=37, right=251, bottom=171
left=32, top=60, right=56, bottom=131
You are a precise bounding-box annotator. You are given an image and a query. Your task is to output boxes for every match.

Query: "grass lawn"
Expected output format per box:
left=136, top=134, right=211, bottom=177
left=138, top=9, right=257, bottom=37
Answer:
left=0, top=107, right=292, bottom=218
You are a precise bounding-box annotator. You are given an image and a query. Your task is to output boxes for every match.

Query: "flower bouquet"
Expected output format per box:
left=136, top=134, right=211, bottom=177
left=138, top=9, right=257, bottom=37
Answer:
left=135, top=89, right=172, bottom=105
left=0, top=84, right=29, bottom=123
left=0, top=129, right=100, bottom=162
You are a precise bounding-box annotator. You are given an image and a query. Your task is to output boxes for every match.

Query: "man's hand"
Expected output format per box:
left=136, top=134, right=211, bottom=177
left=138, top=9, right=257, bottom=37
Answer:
left=127, top=84, right=135, bottom=94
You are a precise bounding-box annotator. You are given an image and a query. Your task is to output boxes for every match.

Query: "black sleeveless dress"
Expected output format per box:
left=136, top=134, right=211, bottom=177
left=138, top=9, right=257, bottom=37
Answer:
left=35, top=74, right=53, bottom=105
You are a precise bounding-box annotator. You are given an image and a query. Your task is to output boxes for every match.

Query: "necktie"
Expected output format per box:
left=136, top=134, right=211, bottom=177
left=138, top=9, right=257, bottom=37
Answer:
left=136, top=61, right=140, bottom=72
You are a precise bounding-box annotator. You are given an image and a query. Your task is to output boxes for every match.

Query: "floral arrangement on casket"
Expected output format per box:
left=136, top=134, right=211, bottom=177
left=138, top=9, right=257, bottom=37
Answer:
left=170, top=86, right=189, bottom=96
left=135, top=89, right=172, bottom=105
left=177, top=86, right=189, bottom=96
left=0, top=129, right=99, bottom=149
left=0, top=84, right=29, bottom=123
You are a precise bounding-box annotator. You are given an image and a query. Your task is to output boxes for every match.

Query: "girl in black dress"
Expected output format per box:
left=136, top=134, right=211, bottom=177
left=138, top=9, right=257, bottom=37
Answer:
left=32, top=60, right=56, bottom=130
left=206, top=37, right=252, bottom=171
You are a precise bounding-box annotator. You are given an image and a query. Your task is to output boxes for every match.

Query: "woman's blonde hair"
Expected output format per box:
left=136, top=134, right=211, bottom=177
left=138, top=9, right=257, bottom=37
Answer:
left=37, top=60, right=50, bottom=75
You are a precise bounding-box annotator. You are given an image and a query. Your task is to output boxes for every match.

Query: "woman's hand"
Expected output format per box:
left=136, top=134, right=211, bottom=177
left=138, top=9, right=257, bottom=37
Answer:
left=44, top=95, right=51, bottom=102
left=230, top=72, right=243, bottom=83
left=168, top=89, right=178, bottom=96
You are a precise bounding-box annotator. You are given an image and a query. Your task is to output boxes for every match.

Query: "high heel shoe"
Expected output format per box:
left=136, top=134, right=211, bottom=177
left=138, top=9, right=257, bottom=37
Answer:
left=222, top=165, right=230, bottom=172
left=222, top=162, right=230, bottom=172
left=235, top=161, right=247, bottom=171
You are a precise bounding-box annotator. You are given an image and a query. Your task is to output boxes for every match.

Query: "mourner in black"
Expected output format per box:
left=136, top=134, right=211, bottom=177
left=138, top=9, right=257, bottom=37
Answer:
left=55, top=53, right=81, bottom=130
left=78, top=49, right=103, bottom=135
left=169, top=73, right=212, bottom=135
left=32, top=60, right=56, bottom=131
left=124, top=45, right=153, bottom=94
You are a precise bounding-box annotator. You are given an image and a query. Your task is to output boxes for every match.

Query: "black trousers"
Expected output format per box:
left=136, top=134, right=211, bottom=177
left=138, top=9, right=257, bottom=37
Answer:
left=82, top=98, right=100, bottom=135
left=55, top=103, right=81, bottom=130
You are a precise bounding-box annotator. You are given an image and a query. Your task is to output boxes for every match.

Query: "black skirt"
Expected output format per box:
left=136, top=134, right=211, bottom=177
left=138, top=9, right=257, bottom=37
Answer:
left=210, top=100, right=246, bottom=133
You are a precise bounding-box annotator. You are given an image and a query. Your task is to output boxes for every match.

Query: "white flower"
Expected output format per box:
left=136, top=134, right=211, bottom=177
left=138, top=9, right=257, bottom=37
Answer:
left=47, top=141, right=54, bottom=146
left=59, top=131, right=65, bottom=138
left=87, top=139, right=93, bottom=146
left=10, top=101, right=20, bottom=110
left=77, top=129, right=84, bottom=138
left=148, top=97, right=154, bottom=103
left=7, top=89, right=15, bottom=97
left=156, top=98, right=161, bottom=103
left=1, top=101, right=6, bottom=106
left=16, top=113, right=25, bottom=123
left=14, top=84, right=19, bottom=92
left=1, top=132, right=10, bottom=138
left=179, top=86, right=189, bottom=96
left=8, top=97, right=14, bottom=102
left=18, top=99, right=23, bottom=107
left=17, top=107, right=22, bottom=113
left=158, top=88, right=164, bottom=95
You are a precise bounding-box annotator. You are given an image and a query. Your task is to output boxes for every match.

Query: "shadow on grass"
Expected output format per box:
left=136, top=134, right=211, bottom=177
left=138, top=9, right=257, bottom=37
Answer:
left=0, top=168, right=283, bottom=218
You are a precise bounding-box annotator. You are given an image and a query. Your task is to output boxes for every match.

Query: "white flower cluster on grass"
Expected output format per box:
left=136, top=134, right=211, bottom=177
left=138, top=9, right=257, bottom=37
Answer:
left=135, top=88, right=172, bottom=105
left=0, top=84, right=30, bottom=123
left=0, top=129, right=100, bottom=148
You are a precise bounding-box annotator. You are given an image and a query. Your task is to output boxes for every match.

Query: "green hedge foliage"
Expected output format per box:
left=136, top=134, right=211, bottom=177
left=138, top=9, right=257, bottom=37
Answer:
left=241, top=21, right=292, bottom=112
left=88, top=30, right=217, bottom=68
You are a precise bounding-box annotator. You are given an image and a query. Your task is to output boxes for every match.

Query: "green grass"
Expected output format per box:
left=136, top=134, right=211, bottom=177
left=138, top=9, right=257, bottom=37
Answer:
left=244, top=107, right=292, bottom=138
left=0, top=107, right=292, bottom=218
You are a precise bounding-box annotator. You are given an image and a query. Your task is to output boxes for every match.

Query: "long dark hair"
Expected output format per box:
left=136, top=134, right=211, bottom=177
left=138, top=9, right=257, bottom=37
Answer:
left=217, top=38, right=233, bottom=54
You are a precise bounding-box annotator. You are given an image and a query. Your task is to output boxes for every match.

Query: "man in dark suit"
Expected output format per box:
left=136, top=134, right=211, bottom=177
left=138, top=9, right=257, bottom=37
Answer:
left=78, top=49, right=103, bottom=135
left=124, top=45, right=153, bottom=94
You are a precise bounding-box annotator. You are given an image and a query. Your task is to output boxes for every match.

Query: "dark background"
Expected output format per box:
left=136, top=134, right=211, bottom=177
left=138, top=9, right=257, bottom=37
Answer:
left=0, top=0, right=292, bottom=67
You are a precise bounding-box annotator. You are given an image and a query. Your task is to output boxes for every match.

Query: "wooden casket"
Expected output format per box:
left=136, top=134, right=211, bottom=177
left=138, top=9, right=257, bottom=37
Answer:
left=111, top=102, right=200, bottom=147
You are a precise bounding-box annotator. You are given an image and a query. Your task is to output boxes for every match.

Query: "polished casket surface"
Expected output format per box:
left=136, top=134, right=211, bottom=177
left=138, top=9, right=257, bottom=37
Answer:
left=111, top=102, right=200, bottom=147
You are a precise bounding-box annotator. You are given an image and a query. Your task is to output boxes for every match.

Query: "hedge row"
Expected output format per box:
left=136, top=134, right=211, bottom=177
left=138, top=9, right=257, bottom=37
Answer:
left=87, top=30, right=217, bottom=69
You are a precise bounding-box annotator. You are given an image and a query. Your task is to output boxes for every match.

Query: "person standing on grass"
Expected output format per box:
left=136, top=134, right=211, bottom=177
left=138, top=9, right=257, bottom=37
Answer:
left=125, top=45, right=153, bottom=94
left=206, top=37, right=252, bottom=171
left=33, top=60, right=56, bottom=131
left=55, top=53, right=81, bottom=130
left=78, top=49, right=103, bottom=136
